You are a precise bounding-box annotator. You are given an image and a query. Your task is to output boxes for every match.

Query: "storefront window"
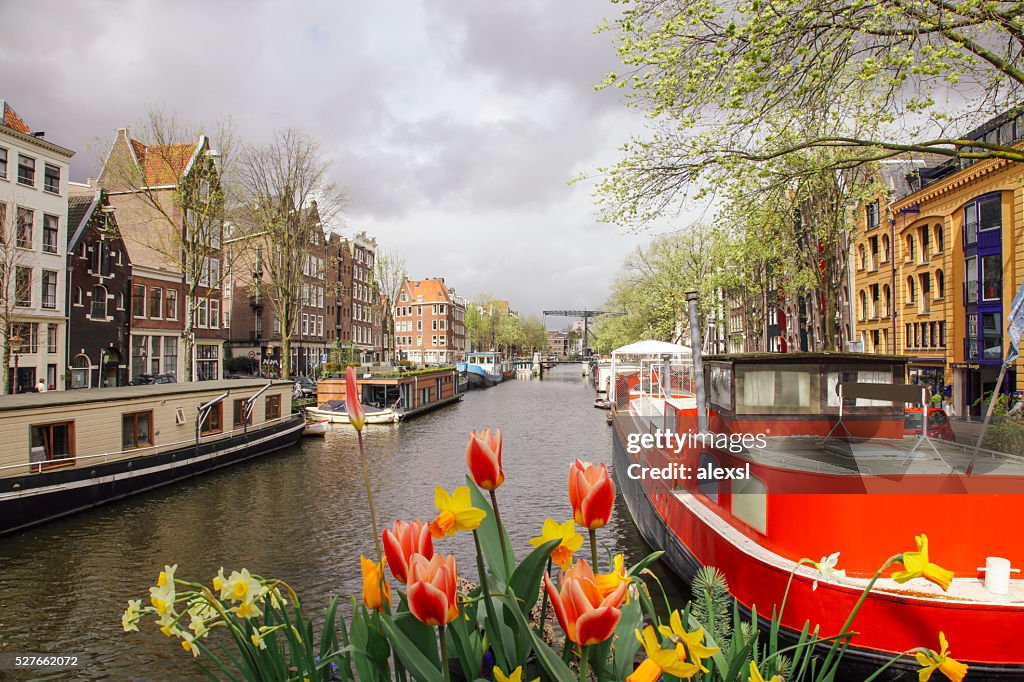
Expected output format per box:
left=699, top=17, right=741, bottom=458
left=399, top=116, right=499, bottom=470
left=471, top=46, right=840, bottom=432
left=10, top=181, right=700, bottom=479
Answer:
left=196, top=345, right=220, bottom=381
left=163, top=337, right=178, bottom=378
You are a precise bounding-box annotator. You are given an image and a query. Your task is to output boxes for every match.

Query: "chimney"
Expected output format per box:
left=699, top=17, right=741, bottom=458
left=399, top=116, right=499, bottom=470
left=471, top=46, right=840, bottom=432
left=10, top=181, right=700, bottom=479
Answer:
left=31, top=131, right=45, bottom=138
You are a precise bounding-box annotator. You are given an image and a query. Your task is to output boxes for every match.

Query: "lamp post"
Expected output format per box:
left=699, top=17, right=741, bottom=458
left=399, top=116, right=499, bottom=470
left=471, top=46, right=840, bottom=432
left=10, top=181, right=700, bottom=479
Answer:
left=9, top=333, right=23, bottom=394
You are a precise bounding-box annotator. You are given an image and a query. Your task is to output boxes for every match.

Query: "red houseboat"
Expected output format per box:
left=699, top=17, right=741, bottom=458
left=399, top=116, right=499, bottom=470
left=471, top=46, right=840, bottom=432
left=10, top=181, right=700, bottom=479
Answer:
left=612, top=352, right=1024, bottom=678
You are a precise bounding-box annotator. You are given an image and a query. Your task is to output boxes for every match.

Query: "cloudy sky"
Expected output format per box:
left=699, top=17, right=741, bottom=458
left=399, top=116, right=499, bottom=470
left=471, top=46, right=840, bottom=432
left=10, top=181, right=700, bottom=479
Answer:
left=0, top=0, right=663, bottom=324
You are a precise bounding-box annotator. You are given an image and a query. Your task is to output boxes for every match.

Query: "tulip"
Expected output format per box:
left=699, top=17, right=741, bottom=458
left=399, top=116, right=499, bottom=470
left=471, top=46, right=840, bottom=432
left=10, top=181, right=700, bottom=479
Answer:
left=627, top=625, right=701, bottom=682
left=529, top=518, right=584, bottom=571
left=466, top=428, right=504, bottom=490
left=406, top=553, right=459, bottom=626
left=345, top=367, right=366, bottom=431
left=383, top=519, right=434, bottom=584
left=360, top=556, right=390, bottom=611
left=543, top=558, right=627, bottom=646
left=916, top=632, right=968, bottom=682
left=892, top=534, right=954, bottom=591
left=568, top=459, right=615, bottom=531
left=428, top=485, right=487, bottom=539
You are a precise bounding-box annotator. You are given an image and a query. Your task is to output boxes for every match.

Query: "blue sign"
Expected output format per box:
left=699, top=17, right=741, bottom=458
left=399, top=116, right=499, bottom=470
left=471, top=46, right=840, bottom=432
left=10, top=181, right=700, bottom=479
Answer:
left=1007, top=278, right=1024, bottom=364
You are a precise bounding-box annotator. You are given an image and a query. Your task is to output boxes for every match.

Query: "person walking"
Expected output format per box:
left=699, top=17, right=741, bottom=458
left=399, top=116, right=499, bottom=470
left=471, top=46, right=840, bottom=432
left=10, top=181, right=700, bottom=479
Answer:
left=37, top=378, right=48, bottom=392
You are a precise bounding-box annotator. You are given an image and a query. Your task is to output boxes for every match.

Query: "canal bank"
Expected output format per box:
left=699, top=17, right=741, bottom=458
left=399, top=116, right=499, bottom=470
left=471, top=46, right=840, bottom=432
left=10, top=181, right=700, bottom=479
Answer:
left=0, top=365, right=682, bottom=681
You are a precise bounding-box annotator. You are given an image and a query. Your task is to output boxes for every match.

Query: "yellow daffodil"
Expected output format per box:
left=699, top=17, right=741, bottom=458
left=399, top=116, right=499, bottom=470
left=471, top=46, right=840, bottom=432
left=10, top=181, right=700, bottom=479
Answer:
left=149, top=564, right=178, bottom=622
left=213, top=567, right=226, bottom=593
left=221, top=568, right=265, bottom=604
left=494, top=665, right=539, bottom=682
left=748, top=661, right=781, bottom=682
left=121, top=599, right=142, bottom=632
left=251, top=631, right=267, bottom=650
left=916, top=632, right=968, bottom=682
left=360, top=556, right=391, bottom=611
left=627, top=625, right=701, bottom=681
left=812, top=552, right=847, bottom=591
left=235, top=600, right=263, bottom=620
left=656, top=611, right=720, bottom=673
left=596, top=554, right=632, bottom=601
left=529, top=518, right=583, bottom=571
left=179, top=630, right=200, bottom=658
left=892, top=535, right=955, bottom=591
left=428, top=485, right=487, bottom=539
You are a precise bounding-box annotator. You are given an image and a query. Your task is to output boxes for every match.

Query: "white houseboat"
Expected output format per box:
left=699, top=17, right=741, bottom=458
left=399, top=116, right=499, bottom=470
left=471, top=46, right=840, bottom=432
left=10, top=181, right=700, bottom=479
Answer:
left=0, top=379, right=303, bottom=535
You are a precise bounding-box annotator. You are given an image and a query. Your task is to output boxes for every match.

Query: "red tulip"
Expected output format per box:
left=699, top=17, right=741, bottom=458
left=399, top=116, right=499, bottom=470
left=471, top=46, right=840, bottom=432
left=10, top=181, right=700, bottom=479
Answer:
left=383, top=520, right=433, bottom=584
left=568, top=459, right=615, bottom=530
left=346, top=367, right=365, bottom=430
left=543, top=558, right=627, bottom=645
left=406, top=553, right=459, bottom=626
left=466, top=428, right=504, bottom=491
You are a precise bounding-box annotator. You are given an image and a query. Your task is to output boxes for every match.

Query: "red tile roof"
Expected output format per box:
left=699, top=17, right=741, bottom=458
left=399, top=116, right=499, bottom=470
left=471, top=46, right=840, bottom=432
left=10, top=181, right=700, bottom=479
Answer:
left=1, top=102, right=30, bottom=134
left=406, top=278, right=450, bottom=304
left=133, top=141, right=198, bottom=185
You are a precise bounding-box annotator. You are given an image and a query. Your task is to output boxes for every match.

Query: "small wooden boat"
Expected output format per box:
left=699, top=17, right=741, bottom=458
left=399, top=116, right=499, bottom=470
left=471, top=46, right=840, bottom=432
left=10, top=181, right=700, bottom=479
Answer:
left=305, top=400, right=400, bottom=424
left=302, top=419, right=329, bottom=437
left=593, top=398, right=612, bottom=410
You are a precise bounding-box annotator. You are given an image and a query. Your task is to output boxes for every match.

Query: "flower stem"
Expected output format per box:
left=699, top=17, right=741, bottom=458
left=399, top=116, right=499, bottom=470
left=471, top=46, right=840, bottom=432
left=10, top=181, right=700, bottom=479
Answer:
left=588, top=528, right=598, bottom=570
left=578, top=644, right=589, bottom=682
left=537, top=557, right=552, bottom=636
left=439, top=624, right=451, bottom=682
left=489, top=489, right=512, bottom=574
left=356, top=430, right=383, bottom=563
left=473, top=530, right=505, bottom=670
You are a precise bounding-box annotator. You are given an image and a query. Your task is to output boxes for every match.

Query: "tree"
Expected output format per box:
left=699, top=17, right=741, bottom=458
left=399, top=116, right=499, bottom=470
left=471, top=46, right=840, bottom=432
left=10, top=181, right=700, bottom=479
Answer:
left=0, top=199, right=33, bottom=393
left=98, top=107, right=235, bottom=381
left=234, top=129, right=346, bottom=379
left=374, top=249, right=408, bottom=309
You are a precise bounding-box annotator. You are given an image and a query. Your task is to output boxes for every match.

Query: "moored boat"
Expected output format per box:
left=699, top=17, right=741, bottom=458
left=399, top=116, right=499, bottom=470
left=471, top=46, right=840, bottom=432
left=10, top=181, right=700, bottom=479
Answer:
left=306, top=400, right=400, bottom=424
left=314, top=366, right=462, bottom=422
left=302, top=418, right=329, bottom=437
left=612, top=350, right=1024, bottom=677
left=456, top=352, right=504, bottom=389
left=0, top=379, right=303, bottom=536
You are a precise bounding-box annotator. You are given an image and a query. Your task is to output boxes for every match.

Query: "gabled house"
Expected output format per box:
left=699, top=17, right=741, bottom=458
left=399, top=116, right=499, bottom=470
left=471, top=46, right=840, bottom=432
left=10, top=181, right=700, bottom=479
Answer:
left=0, top=99, right=73, bottom=392
left=66, top=181, right=131, bottom=388
left=98, top=128, right=226, bottom=382
left=394, top=277, right=466, bottom=364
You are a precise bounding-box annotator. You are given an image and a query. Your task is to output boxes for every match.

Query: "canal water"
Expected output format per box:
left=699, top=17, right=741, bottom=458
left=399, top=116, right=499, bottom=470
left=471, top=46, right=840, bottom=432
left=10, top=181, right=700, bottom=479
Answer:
left=0, top=365, right=686, bottom=681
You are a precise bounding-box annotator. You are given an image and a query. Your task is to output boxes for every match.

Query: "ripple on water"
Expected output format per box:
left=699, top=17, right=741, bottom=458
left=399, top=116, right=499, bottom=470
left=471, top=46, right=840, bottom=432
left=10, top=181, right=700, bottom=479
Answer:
left=0, top=366, right=686, bottom=680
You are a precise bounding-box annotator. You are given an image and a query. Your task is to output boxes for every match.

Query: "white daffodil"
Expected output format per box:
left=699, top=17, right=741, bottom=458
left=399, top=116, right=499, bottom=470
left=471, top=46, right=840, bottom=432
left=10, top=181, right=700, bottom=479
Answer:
left=121, top=599, right=142, bottom=632
left=222, top=568, right=265, bottom=604
left=188, top=601, right=217, bottom=637
left=812, top=552, right=847, bottom=591
left=179, top=630, right=201, bottom=658
left=149, top=564, right=178, bottom=620
left=235, top=599, right=263, bottom=620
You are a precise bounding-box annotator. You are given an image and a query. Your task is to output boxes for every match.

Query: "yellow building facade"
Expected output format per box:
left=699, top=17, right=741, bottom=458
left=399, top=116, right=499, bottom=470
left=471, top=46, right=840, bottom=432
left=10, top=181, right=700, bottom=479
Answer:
left=854, top=147, right=1024, bottom=417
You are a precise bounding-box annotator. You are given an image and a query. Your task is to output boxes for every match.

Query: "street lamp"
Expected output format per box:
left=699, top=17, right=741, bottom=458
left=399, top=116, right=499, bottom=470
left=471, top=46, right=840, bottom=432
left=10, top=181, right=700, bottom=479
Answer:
left=9, top=333, right=22, bottom=394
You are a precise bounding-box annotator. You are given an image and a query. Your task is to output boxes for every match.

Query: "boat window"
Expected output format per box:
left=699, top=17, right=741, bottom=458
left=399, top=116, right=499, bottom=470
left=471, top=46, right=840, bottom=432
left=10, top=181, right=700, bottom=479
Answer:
left=826, top=370, right=893, bottom=408
left=732, top=474, right=767, bottom=534
left=122, top=411, right=153, bottom=450
left=233, top=399, right=252, bottom=427
left=708, top=365, right=732, bottom=411
left=736, top=367, right=816, bottom=414
left=698, top=452, right=719, bottom=503
left=30, top=421, right=75, bottom=468
left=200, top=403, right=223, bottom=436
left=265, top=394, right=281, bottom=420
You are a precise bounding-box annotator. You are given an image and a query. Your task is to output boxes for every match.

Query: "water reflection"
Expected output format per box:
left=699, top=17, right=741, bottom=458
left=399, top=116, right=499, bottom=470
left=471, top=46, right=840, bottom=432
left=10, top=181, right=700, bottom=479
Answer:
left=0, top=365, right=685, bottom=680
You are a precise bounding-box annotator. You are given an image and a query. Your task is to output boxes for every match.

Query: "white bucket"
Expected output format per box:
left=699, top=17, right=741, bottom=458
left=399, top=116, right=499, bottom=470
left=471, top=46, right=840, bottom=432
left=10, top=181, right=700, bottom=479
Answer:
left=978, top=556, right=1020, bottom=595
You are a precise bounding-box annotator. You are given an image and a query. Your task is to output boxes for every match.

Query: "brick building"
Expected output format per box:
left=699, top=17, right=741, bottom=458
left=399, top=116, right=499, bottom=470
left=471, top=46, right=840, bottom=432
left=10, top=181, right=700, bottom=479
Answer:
left=66, top=183, right=131, bottom=388
left=327, top=231, right=385, bottom=363
left=394, top=277, right=466, bottom=364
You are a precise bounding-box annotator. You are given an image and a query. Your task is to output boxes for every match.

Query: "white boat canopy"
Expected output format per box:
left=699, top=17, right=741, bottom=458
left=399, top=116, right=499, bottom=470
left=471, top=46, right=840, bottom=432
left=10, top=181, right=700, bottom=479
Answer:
left=609, top=340, right=693, bottom=402
left=611, top=340, right=692, bottom=358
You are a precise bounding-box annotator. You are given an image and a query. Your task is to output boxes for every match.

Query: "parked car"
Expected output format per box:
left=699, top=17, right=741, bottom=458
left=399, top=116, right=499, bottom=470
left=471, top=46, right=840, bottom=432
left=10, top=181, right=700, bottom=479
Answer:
left=130, top=373, right=177, bottom=386
left=904, top=407, right=956, bottom=442
left=293, top=376, right=317, bottom=398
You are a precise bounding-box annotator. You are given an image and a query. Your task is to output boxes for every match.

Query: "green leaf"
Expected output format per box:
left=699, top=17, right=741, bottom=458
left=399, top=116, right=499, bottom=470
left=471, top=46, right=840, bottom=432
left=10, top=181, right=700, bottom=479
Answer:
left=380, top=616, right=444, bottom=682
left=625, top=550, right=664, bottom=578
left=612, top=598, right=643, bottom=679
left=508, top=538, right=560, bottom=615
left=466, top=477, right=514, bottom=582
left=501, top=592, right=576, bottom=682
left=394, top=612, right=442, bottom=669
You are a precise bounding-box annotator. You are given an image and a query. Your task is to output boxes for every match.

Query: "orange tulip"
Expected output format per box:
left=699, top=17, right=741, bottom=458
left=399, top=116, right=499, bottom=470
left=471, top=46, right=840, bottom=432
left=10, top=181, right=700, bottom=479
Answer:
left=345, top=367, right=365, bottom=430
left=406, top=553, right=459, bottom=626
left=543, top=558, right=627, bottom=645
left=568, top=459, right=616, bottom=530
left=383, top=519, right=433, bottom=584
left=360, top=556, right=390, bottom=611
left=466, top=428, right=504, bottom=490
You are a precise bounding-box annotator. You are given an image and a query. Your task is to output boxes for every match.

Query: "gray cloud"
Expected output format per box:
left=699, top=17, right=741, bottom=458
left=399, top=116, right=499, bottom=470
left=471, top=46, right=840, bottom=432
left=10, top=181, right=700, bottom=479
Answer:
left=0, top=0, right=651, bottom=319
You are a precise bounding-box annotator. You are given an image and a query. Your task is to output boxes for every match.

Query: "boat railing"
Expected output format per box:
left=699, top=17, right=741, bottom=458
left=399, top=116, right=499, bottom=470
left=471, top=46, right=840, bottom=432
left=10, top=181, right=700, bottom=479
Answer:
left=0, top=414, right=297, bottom=478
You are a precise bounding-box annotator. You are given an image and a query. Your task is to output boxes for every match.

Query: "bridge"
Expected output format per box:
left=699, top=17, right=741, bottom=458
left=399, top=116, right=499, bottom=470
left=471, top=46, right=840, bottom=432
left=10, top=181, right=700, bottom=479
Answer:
left=542, top=309, right=622, bottom=358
